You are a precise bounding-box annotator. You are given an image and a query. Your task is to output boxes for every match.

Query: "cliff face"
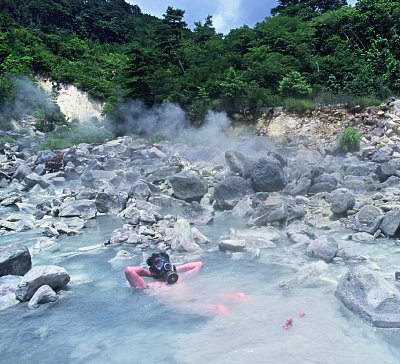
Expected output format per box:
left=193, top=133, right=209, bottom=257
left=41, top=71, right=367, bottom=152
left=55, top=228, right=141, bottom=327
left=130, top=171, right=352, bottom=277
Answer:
left=36, top=77, right=104, bottom=123
left=255, top=100, right=400, bottom=151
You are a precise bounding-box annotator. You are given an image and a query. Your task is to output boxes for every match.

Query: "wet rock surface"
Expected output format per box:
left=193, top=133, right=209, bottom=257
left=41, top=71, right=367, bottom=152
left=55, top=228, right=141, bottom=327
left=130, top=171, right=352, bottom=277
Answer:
left=0, top=244, right=32, bottom=277
left=335, top=265, right=400, bottom=328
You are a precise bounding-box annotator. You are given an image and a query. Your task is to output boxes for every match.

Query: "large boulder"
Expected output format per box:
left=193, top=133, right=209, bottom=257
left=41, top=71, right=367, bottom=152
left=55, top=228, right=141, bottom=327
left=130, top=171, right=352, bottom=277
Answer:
left=0, top=218, right=35, bottom=232
left=214, top=176, right=254, bottom=210
left=178, top=202, right=213, bottom=225
left=342, top=175, right=367, bottom=194
left=392, top=99, right=400, bottom=116
left=355, top=206, right=384, bottom=234
left=24, top=173, right=50, bottom=189
left=107, top=224, right=140, bottom=245
left=248, top=195, right=288, bottom=226
left=330, top=190, right=356, bottom=214
left=169, top=218, right=200, bottom=253
left=283, top=177, right=311, bottom=196
left=53, top=217, right=85, bottom=235
left=380, top=176, right=400, bottom=189
left=286, top=222, right=316, bottom=243
left=377, top=158, right=400, bottom=182
left=58, top=199, right=97, bottom=220
left=81, top=169, right=120, bottom=189
left=0, top=244, right=31, bottom=277
left=335, top=265, right=400, bottom=328
left=249, top=156, right=286, bottom=192
left=146, top=166, right=180, bottom=184
left=225, top=150, right=247, bottom=176
left=128, top=180, right=152, bottom=200
left=306, top=236, right=338, bottom=263
left=308, top=182, right=337, bottom=195
left=371, top=146, right=393, bottom=163
left=169, top=171, right=208, bottom=202
left=12, top=163, right=32, bottom=182
left=118, top=205, right=140, bottom=225
left=380, top=210, right=400, bottom=237
left=95, top=191, right=127, bottom=214
left=0, top=193, right=22, bottom=207
left=218, top=239, right=246, bottom=252
left=344, top=162, right=378, bottom=177
left=309, top=173, right=338, bottom=195
left=28, top=285, right=58, bottom=309
left=15, top=265, right=70, bottom=302
left=35, top=150, right=59, bottom=165
left=232, top=196, right=254, bottom=218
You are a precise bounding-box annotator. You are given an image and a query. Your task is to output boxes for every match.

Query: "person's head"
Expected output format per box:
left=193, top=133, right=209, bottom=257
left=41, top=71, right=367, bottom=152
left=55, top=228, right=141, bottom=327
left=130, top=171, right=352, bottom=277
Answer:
left=146, top=252, right=179, bottom=284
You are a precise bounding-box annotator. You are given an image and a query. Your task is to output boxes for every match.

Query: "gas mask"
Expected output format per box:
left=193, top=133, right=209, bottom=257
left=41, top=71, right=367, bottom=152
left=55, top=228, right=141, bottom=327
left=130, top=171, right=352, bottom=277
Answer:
left=147, top=252, right=179, bottom=284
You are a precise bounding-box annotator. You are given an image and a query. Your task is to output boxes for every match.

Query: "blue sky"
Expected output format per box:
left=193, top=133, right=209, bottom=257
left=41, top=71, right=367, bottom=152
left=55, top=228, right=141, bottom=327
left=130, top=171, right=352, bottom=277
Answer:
left=128, top=0, right=358, bottom=34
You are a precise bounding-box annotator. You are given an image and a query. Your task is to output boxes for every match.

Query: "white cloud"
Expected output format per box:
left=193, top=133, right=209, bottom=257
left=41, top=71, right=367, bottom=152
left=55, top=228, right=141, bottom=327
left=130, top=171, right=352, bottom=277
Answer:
left=213, top=0, right=242, bottom=34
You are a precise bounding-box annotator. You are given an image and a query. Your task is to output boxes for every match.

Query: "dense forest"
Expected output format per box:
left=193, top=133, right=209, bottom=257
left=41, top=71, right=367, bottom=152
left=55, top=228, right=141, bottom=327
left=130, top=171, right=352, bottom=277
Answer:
left=0, top=0, right=399, bottom=131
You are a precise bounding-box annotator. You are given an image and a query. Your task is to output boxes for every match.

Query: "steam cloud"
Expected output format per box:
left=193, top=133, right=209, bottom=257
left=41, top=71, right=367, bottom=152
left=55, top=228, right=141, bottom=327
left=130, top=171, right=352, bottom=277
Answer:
left=110, top=100, right=276, bottom=162
left=2, top=77, right=59, bottom=118
left=0, top=76, right=63, bottom=135
left=110, top=100, right=190, bottom=139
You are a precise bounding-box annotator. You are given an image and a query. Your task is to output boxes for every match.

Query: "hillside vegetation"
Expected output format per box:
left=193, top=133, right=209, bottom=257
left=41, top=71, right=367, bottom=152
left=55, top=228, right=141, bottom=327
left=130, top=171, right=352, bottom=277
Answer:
left=0, top=0, right=399, bottom=132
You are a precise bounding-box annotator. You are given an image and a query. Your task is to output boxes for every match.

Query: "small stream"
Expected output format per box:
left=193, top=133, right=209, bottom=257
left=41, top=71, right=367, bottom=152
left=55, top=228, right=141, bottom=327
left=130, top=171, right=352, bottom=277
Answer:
left=1, top=210, right=400, bottom=364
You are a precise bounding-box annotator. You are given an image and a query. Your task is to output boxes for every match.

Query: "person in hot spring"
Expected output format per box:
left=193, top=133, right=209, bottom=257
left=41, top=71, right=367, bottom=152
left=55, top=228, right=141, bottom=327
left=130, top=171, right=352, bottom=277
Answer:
left=124, top=252, right=246, bottom=315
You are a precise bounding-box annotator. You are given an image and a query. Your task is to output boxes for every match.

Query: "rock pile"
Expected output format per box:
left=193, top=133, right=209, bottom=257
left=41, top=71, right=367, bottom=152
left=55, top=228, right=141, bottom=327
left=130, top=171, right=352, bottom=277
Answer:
left=0, top=243, right=70, bottom=310
left=1, top=100, right=400, bottom=326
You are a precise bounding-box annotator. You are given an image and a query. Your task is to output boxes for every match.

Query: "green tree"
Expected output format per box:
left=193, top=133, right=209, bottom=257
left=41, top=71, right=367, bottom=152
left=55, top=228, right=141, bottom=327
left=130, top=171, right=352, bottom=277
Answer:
left=1, top=54, right=33, bottom=74
left=219, top=67, right=247, bottom=113
left=254, top=15, right=316, bottom=72
left=162, top=6, right=187, bottom=44
left=355, top=0, right=400, bottom=45
left=278, top=71, right=312, bottom=97
left=272, top=0, right=348, bottom=18
left=243, top=47, right=297, bottom=88
left=123, top=45, right=156, bottom=105
left=193, top=15, right=216, bottom=43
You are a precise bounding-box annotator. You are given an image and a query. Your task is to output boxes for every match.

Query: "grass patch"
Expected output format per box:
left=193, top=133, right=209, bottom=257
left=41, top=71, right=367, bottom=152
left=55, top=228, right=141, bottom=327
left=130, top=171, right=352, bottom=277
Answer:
left=0, top=136, right=17, bottom=144
left=313, top=91, right=387, bottom=108
left=339, top=126, right=361, bottom=152
left=352, top=96, right=384, bottom=108
left=37, top=125, right=115, bottom=151
left=149, top=133, right=168, bottom=143
left=283, top=98, right=314, bottom=115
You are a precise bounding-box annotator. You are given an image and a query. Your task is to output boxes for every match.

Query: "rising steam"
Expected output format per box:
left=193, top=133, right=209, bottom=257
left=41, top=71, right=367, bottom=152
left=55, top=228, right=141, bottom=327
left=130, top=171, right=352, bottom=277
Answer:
left=109, top=99, right=276, bottom=162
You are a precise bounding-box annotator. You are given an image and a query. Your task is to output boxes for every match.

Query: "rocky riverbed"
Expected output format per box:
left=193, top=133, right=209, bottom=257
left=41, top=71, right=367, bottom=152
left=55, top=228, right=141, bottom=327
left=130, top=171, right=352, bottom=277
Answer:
left=2, top=99, right=400, bottom=333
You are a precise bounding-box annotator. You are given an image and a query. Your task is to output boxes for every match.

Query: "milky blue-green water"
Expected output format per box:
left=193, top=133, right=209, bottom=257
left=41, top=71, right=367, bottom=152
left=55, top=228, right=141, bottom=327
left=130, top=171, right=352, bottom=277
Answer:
left=1, top=213, right=400, bottom=364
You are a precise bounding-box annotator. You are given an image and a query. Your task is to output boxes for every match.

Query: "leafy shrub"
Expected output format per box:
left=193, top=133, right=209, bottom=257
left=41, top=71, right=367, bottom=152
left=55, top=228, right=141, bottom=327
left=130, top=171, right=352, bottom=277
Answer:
left=278, top=71, right=312, bottom=98
left=284, top=98, right=314, bottom=114
left=33, top=107, right=67, bottom=133
left=102, top=96, right=120, bottom=117
left=37, top=125, right=115, bottom=151
left=339, top=127, right=361, bottom=152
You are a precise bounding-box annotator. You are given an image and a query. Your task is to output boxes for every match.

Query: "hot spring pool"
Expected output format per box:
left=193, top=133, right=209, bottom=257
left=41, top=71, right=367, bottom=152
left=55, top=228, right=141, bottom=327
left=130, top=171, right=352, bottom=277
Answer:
left=1, top=214, right=400, bottom=364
